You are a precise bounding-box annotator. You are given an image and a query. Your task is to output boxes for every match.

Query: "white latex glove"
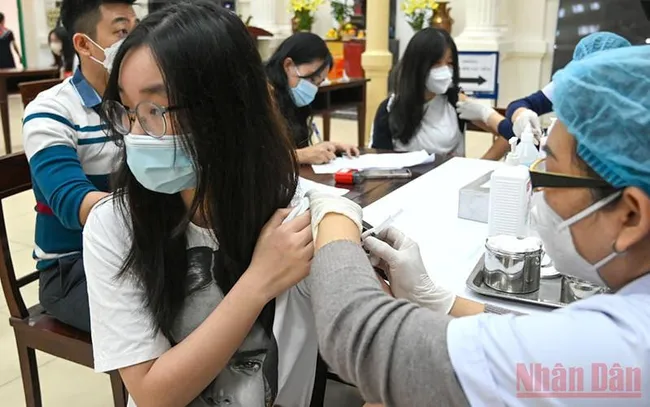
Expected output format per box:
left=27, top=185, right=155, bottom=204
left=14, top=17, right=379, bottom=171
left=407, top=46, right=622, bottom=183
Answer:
left=305, top=190, right=363, bottom=240
left=456, top=100, right=494, bottom=123
left=362, top=227, right=456, bottom=314
left=284, top=197, right=310, bottom=224
left=513, top=109, right=542, bottom=139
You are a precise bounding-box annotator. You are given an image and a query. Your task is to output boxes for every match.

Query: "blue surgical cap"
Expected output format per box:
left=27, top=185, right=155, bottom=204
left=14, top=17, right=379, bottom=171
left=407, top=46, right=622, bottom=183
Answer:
left=553, top=45, right=650, bottom=197
left=572, top=32, right=631, bottom=60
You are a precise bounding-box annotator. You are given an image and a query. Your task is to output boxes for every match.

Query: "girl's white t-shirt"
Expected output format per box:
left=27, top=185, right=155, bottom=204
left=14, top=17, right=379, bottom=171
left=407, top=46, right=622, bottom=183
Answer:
left=83, top=197, right=317, bottom=407
left=390, top=94, right=465, bottom=157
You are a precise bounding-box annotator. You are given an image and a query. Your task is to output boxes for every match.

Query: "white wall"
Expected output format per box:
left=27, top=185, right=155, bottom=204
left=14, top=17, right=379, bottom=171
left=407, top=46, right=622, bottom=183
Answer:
left=21, top=0, right=53, bottom=68
left=312, top=0, right=336, bottom=37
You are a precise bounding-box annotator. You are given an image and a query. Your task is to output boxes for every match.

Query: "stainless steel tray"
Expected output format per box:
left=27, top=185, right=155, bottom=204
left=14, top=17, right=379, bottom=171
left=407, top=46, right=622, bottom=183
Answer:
left=466, top=257, right=583, bottom=309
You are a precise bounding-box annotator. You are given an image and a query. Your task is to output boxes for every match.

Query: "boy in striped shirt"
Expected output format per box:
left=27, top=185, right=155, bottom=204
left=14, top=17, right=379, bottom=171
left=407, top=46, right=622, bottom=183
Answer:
left=22, top=0, right=136, bottom=332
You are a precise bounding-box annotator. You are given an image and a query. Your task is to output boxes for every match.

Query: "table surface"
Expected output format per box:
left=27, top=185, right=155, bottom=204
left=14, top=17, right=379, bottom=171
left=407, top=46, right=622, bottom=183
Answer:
left=299, top=149, right=450, bottom=208
left=361, top=157, right=547, bottom=314
left=317, top=77, right=369, bottom=92
left=0, top=67, right=60, bottom=77
left=302, top=153, right=547, bottom=314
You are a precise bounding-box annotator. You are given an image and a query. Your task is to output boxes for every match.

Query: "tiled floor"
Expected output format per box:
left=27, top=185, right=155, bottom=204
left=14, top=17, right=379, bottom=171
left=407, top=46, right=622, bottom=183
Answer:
left=0, top=94, right=494, bottom=406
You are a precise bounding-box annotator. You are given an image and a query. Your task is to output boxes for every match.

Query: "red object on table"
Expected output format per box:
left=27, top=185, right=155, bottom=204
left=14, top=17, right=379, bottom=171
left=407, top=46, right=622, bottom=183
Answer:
left=343, top=40, right=365, bottom=78
left=334, top=169, right=361, bottom=184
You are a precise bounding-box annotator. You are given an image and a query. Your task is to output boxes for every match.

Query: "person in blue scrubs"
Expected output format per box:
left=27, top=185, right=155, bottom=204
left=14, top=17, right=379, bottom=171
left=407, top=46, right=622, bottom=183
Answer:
left=303, top=45, right=650, bottom=406
left=506, top=31, right=630, bottom=139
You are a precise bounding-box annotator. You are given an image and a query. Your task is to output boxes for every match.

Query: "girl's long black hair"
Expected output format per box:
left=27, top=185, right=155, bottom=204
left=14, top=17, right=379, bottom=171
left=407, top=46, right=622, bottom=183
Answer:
left=101, top=1, right=298, bottom=340
left=265, top=33, right=332, bottom=148
left=389, top=27, right=462, bottom=145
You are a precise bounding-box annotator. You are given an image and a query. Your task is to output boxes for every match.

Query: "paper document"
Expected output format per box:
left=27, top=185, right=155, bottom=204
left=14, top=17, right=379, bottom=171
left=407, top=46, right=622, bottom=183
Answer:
left=312, top=150, right=435, bottom=174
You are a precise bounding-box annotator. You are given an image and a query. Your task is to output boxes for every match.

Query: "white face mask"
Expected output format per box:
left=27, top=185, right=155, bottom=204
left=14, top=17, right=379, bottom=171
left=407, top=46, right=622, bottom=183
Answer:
left=530, top=191, right=623, bottom=286
left=426, top=66, right=453, bottom=95
left=50, top=42, right=63, bottom=56
left=85, top=36, right=124, bottom=73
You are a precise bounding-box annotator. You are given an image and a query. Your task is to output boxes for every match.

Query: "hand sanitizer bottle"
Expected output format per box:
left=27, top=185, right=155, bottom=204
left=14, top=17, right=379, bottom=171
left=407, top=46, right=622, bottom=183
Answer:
left=517, top=123, right=539, bottom=167
left=488, top=139, right=532, bottom=237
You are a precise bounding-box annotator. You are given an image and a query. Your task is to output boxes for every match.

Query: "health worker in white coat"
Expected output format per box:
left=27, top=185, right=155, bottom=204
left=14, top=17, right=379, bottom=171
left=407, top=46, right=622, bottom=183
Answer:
left=301, top=44, right=650, bottom=406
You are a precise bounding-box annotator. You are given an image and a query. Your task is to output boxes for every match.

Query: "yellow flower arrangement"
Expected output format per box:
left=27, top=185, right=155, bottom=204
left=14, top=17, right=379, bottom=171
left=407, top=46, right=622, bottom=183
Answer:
left=400, top=0, right=438, bottom=31
left=289, top=0, right=324, bottom=13
left=326, top=28, right=339, bottom=39
left=290, top=0, right=324, bottom=31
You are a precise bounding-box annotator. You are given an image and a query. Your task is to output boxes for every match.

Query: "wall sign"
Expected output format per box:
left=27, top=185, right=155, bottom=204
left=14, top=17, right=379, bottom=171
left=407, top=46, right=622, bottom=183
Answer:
left=458, top=51, right=499, bottom=99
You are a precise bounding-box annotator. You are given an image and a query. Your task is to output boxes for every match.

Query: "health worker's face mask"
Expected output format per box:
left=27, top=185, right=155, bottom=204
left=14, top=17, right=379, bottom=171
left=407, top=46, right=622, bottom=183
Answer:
left=50, top=42, right=63, bottom=56
left=123, top=134, right=197, bottom=194
left=290, top=67, right=319, bottom=107
left=530, top=191, right=623, bottom=287
left=426, top=66, right=453, bottom=95
left=85, top=36, right=124, bottom=73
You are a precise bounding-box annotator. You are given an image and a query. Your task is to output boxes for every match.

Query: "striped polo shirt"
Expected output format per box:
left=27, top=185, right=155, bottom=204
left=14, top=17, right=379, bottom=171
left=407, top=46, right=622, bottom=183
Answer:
left=22, top=69, right=119, bottom=270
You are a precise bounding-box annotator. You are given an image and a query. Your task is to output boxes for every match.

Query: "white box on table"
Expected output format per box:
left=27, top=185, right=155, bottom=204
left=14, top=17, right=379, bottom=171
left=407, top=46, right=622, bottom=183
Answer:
left=457, top=171, right=493, bottom=224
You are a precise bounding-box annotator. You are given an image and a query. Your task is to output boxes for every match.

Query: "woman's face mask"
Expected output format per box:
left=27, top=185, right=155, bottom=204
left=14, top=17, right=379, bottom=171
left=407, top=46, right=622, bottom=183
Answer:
left=290, top=67, right=318, bottom=107
left=530, top=191, right=623, bottom=286
left=123, top=134, right=197, bottom=194
left=50, top=42, right=63, bottom=56
left=426, top=66, right=453, bottom=95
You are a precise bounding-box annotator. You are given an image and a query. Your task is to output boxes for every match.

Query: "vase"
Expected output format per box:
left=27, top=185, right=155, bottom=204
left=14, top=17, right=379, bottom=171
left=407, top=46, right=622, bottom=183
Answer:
left=293, top=10, right=314, bottom=33
left=430, top=1, right=454, bottom=33
left=291, top=16, right=299, bottom=33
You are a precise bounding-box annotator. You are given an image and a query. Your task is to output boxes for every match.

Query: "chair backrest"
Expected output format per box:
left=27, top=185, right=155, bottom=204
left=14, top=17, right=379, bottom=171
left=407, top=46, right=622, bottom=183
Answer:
left=0, top=152, right=35, bottom=319
left=247, top=25, right=273, bottom=39
left=18, top=78, right=63, bottom=108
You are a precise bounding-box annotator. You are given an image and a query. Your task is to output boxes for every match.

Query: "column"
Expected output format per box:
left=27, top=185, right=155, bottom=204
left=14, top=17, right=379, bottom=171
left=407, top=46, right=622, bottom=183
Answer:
left=247, top=0, right=291, bottom=60
left=248, top=0, right=279, bottom=33
left=454, top=0, right=502, bottom=51
left=361, top=0, right=392, bottom=146
left=237, top=0, right=252, bottom=23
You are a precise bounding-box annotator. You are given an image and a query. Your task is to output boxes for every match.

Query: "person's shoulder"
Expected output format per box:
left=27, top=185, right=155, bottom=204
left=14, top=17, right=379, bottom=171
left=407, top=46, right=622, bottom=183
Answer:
left=386, top=93, right=396, bottom=112
left=23, top=78, right=76, bottom=118
left=84, top=194, right=132, bottom=242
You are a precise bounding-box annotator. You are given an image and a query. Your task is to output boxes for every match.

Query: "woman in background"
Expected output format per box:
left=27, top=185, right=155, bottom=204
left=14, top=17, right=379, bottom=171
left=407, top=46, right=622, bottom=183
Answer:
left=0, top=12, right=21, bottom=68
left=48, top=26, right=75, bottom=77
left=370, top=28, right=511, bottom=160
left=85, top=3, right=319, bottom=406
left=266, top=32, right=359, bottom=165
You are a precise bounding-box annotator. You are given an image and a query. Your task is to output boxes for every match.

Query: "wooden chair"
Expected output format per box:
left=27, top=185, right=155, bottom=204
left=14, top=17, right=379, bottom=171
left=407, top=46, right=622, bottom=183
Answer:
left=18, top=78, right=63, bottom=108
left=0, top=152, right=127, bottom=407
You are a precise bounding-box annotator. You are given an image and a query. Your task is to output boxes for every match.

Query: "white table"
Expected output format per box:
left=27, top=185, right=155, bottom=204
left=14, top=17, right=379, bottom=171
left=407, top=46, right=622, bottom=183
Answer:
left=363, top=157, right=547, bottom=315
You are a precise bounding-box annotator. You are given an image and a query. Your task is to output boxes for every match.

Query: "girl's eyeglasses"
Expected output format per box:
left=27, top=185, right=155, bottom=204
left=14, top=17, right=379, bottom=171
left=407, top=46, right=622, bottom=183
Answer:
left=102, top=100, right=182, bottom=138
left=529, top=158, right=613, bottom=190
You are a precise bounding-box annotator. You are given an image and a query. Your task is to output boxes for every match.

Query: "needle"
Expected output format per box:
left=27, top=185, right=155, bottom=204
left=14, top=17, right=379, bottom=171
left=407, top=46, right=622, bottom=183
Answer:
left=361, top=209, right=404, bottom=239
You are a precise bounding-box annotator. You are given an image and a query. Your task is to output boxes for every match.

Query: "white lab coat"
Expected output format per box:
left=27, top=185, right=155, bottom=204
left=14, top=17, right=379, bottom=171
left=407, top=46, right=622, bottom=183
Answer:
left=447, top=273, right=650, bottom=406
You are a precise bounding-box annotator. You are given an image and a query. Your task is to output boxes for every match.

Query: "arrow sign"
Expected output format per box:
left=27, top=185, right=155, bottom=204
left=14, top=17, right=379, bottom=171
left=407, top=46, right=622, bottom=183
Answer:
left=460, top=75, right=487, bottom=85
left=458, top=51, right=498, bottom=97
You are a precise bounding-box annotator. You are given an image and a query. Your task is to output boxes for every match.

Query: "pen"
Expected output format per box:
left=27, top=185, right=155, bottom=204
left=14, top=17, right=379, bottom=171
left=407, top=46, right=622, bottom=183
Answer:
left=311, top=122, right=322, bottom=143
